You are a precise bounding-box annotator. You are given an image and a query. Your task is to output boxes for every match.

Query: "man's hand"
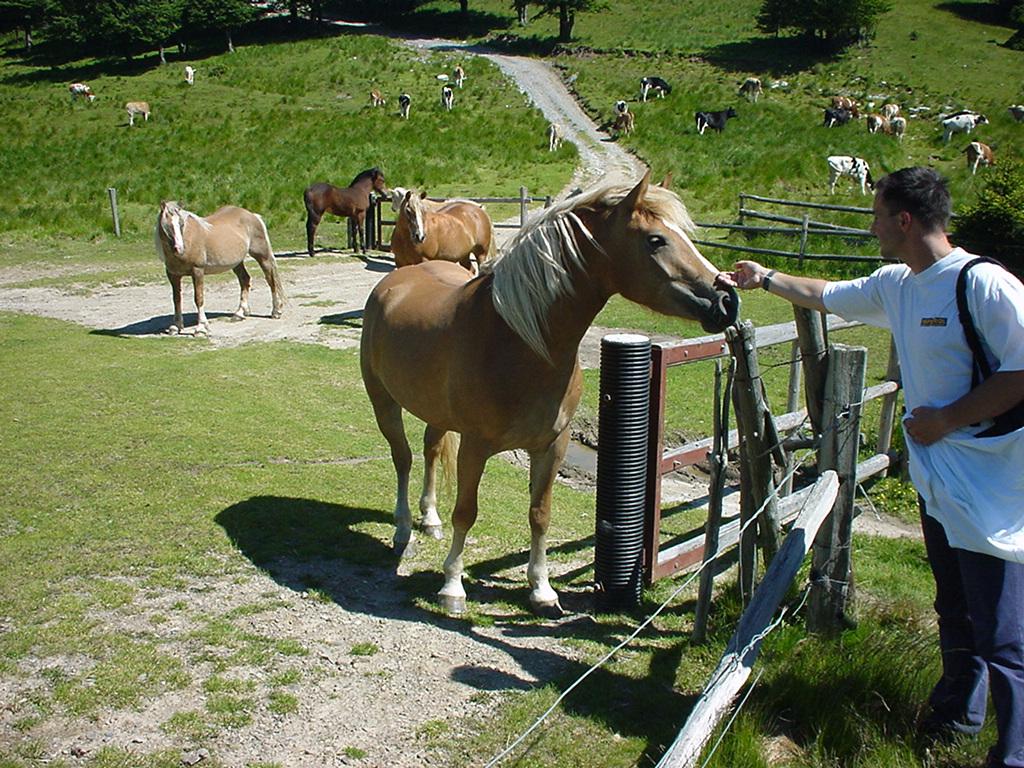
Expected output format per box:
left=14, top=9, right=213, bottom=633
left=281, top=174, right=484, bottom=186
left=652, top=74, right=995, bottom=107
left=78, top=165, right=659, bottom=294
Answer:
left=904, top=406, right=954, bottom=446
left=720, top=260, right=769, bottom=291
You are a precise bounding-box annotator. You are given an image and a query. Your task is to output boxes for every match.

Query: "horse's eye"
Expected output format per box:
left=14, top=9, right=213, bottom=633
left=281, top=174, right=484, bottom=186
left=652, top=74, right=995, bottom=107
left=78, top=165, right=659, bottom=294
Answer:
left=647, top=234, right=667, bottom=251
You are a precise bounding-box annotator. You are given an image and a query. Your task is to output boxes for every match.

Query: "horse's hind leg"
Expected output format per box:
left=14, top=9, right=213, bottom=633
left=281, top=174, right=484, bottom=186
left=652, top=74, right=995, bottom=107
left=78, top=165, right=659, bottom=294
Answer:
left=232, top=262, right=252, bottom=320
left=439, top=437, right=490, bottom=614
left=354, top=213, right=367, bottom=253
left=364, top=377, right=415, bottom=553
left=419, top=426, right=449, bottom=539
left=524, top=429, right=571, bottom=617
left=167, top=271, right=184, bottom=334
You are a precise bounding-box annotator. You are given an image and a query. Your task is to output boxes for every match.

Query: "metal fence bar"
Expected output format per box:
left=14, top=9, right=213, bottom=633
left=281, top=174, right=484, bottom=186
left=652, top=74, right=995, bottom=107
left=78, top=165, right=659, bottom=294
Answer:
left=739, top=193, right=873, bottom=215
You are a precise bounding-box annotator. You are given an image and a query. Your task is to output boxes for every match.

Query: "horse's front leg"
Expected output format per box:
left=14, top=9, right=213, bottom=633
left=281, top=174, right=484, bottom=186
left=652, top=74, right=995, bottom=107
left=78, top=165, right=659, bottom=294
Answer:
left=167, top=271, right=184, bottom=334
left=232, top=262, right=251, bottom=320
left=419, top=425, right=448, bottom=539
left=354, top=213, right=367, bottom=253
left=526, top=429, right=571, bottom=617
left=439, top=438, right=490, bottom=614
left=191, top=267, right=209, bottom=334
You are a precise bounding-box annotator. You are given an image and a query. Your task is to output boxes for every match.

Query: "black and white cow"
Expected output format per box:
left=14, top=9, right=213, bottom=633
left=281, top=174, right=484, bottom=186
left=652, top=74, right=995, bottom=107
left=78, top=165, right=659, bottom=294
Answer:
left=640, top=76, right=671, bottom=102
left=941, top=112, right=988, bottom=143
left=1009, top=105, right=1024, bottom=123
left=441, top=85, right=454, bottom=111
left=739, top=77, right=763, bottom=103
left=823, top=107, right=855, bottom=128
left=827, top=156, right=874, bottom=195
left=398, top=93, right=411, bottom=120
left=695, top=107, right=738, bottom=135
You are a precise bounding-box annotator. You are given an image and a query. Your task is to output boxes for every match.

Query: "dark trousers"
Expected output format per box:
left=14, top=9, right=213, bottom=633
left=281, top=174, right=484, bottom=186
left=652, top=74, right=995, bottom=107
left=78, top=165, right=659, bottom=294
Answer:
left=920, top=502, right=1024, bottom=767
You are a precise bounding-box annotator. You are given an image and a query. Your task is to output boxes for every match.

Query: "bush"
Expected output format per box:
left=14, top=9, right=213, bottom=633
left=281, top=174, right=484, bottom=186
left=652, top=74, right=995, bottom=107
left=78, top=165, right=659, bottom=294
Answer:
left=952, top=162, right=1024, bottom=275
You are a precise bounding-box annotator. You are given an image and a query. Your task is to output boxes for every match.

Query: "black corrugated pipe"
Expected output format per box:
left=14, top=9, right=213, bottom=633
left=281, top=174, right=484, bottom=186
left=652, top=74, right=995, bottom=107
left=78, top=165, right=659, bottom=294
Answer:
left=594, top=333, right=651, bottom=611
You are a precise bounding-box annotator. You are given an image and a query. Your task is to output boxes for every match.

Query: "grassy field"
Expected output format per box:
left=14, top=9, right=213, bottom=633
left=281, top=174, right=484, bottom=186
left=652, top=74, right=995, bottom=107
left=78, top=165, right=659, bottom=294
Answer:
left=2, top=2, right=1021, bottom=766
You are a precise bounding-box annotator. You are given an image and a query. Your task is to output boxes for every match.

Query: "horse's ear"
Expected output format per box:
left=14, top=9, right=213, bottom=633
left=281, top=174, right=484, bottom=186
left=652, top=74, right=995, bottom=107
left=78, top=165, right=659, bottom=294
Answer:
left=658, top=172, right=673, bottom=189
left=616, top=170, right=651, bottom=216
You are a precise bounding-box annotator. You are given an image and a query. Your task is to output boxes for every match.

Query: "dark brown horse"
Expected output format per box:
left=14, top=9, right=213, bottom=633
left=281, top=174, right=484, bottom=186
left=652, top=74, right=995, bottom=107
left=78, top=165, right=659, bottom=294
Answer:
left=304, top=168, right=389, bottom=257
left=360, top=172, right=739, bottom=615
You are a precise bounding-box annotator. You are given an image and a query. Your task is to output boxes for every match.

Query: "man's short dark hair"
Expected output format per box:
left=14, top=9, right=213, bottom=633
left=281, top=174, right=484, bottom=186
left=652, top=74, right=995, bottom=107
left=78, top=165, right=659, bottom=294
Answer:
left=875, top=167, right=952, bottom=232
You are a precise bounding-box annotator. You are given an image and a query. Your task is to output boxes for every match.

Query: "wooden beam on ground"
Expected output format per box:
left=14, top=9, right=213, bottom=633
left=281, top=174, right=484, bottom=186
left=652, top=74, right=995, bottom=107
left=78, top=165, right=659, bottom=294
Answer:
left=655, top=471, right=840, bottom=768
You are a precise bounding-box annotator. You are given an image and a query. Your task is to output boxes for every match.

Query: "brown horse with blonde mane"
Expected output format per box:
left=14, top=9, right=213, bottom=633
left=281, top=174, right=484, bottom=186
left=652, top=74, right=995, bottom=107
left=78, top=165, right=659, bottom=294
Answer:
left=391, top=189, right=496, bottom=273
left=155, top=201, right=285, bottom=335
left=304, top=168, right=389, bottom=257
left=360, top=172, right=739, bottom=615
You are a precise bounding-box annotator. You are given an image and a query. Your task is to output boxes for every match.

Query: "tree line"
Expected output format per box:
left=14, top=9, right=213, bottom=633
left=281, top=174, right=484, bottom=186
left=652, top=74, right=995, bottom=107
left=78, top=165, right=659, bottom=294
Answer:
left=2, top=0, right=1021, bottom=59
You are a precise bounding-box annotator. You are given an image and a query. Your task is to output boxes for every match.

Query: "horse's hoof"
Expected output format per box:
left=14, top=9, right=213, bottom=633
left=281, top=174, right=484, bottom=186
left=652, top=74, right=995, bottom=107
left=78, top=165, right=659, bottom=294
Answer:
left=393, top=537, right=415, bottom=558
left=438, top=593, right=467, bottom=615
left=230, top=313, right=245, bottom=322
left=422, top=524, right=443, bottom=540
left=271, top=311, right=282, bottom=319
left=530, top=597, right=565, bottom=620
left=165, top=326, right=180, bottom=336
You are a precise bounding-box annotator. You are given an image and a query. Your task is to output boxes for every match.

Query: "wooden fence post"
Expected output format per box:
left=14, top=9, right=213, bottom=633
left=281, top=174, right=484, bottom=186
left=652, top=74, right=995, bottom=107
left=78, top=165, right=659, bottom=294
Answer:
left=107, top=187, right=121, bottom=237
left=782, top=340, right=802, bottom=495
left=726, top=321, right=783, bottom=602
left=798, top=213, right=809, bottom=268
left=807, top=344, right=866, bottom=633
left=520, top=186, right=528, bottom=227
left=793, top=307, right=828, bottom=436
left=656, top=472, right=840, bottom=768
left=876, top=336, right=901, bottom=459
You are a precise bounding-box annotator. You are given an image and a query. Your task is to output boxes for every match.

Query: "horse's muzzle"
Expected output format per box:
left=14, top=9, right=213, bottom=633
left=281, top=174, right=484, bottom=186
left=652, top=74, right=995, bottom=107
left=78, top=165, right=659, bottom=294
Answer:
left=702, top=283, right=740, bottom=333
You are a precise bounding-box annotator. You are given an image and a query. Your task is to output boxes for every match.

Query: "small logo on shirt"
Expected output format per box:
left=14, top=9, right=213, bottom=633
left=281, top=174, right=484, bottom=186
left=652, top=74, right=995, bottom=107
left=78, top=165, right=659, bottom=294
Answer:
left=920, top=317, right=948, bottom=327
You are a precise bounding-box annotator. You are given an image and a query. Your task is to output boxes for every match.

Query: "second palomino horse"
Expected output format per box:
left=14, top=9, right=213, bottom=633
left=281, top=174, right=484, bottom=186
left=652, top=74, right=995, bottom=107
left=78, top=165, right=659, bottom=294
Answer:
left=155, top=201, right=285, bottom=334
left=360, top=172, right=739, bottom=615
left=304, top=168, right=389, bottom=256
left=391, top=189, right=495, bottom=274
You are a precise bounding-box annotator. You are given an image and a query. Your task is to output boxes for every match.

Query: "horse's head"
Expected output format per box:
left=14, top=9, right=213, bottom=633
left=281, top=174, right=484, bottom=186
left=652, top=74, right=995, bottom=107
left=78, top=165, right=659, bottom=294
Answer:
left=400, top=190, right=427, bottom=244
left=390, top=187, right=410, bottom=213
left=580, top=172, right=739, bottom=333
left=157, top=201, right=187, bottom=256
left=369, top=168, right=389, bottom=197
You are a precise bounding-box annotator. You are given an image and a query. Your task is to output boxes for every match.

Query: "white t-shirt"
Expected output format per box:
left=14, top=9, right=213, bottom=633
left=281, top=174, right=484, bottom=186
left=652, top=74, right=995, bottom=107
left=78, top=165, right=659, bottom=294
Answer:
left=822, top=248, right=1024, bottom=560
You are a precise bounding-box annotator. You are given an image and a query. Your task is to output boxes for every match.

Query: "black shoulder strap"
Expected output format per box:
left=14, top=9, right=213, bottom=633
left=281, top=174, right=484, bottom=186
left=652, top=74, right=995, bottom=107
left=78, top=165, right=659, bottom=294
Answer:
left=956, top=257, right=997, bottom=385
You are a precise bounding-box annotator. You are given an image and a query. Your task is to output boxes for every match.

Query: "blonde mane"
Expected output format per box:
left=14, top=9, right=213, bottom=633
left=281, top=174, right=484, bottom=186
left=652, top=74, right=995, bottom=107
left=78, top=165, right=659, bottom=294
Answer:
left=482, top=179, right=696, bottom=362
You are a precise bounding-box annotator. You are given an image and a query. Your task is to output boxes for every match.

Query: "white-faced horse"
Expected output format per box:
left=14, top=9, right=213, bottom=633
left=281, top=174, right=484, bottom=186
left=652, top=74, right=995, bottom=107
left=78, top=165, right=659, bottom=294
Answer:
left=360, top=173, right=739, bottom=615
left=391, top=189, right=495, bottom=274
left=155, top=201, right=285, bottom=334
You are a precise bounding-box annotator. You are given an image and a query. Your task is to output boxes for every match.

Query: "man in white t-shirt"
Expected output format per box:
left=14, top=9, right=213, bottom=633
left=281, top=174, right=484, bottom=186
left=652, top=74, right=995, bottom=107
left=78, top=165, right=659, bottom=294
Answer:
left=721, top=167, right=1024, bottom=767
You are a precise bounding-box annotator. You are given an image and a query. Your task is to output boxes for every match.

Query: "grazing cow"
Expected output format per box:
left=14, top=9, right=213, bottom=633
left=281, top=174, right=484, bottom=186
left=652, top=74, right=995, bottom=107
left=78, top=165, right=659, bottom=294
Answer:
left=184, top=65, right=195, bottom=86
left=69, top=82, right=95, bottom=103
left=453, top=64, right=465, bottom=88
left=830, top=96, right=860, bottom=117
left=739, top=77, right=763, bottom=103
left=964, top=141, right=994, bottom=175
left=126, top=101, right=150, bottom=127
left=823, top=106, right=855, bottom=128
left=640, top=76, right=671, bottom=102
left=866, top=113, right=890, bottom=134
left=827, top=156, right=874, bottom=195
left=880, top=103, right=900, bottom=120
left=547, top=123, right=563, bottom=152
left=1008, top=104, right=1024, bottom=123
left=370, top=88, right=386, bottom=107
left=695, top=107, right=737, bottom=135
left=612, top=110, right=635, bottom=136
left=890, top=115, right=907, bottom=142
left=441, top=85, right=454, bottom=111
left=398, top=93, right=411, bottom=119
left=942, top=112, right=988, bottom=143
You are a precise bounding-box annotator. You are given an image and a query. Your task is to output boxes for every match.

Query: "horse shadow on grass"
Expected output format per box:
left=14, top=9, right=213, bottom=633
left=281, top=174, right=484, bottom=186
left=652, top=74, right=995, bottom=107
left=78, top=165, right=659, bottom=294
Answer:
left=90, top=310, right=258, bottom=338
left=216, top=493, right=700, bottom=749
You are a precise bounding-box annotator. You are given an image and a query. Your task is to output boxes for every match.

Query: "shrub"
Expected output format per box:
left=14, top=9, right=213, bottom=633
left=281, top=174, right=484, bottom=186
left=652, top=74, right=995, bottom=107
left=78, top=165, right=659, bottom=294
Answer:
left=952, top=161, right=1024, bottom=274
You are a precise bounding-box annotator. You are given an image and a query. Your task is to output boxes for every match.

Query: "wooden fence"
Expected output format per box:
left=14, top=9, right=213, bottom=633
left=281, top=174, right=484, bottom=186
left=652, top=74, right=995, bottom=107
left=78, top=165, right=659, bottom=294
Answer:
left=691, top=193, right=885, bottom=266
left=363, top=187, right=554, bottom=251
left=636, top=306, right=900, bottom=640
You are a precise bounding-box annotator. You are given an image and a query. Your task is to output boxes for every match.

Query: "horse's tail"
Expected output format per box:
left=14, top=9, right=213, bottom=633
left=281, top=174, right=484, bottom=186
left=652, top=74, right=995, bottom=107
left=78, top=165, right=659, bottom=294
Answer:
left=484, top=211, right=497, bottom=264
left=439, top=431, right=459, bottom=490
